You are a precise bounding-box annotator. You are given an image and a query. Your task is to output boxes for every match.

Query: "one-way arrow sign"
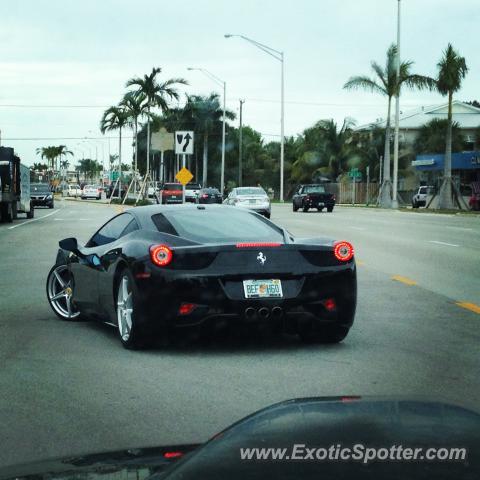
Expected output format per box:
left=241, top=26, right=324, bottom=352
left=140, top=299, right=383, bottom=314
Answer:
left=175, top=131, right=194, bottom=155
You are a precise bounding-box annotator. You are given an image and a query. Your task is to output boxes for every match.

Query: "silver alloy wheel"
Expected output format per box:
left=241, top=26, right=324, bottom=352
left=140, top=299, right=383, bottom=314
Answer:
left=117, top=275, right=133, bottom=342
left=47, top=265, right=80, bottom=319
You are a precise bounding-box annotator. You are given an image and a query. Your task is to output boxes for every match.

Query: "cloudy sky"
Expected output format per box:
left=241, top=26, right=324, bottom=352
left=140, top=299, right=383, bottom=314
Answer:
left=0, top=0, right=478, bottom=167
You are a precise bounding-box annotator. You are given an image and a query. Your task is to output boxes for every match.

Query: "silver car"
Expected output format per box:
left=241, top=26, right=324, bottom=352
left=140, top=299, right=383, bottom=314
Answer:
left=224, top=186, right=271, bottom=218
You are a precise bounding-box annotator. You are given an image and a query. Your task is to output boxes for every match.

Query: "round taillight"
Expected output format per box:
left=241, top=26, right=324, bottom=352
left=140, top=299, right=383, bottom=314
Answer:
left=150, top=244, right=173, bottom=267
left=333, top=241, right=354, bottom=262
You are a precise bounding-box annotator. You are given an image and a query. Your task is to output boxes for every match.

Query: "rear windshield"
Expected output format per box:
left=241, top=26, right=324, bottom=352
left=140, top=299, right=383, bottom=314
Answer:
left=304, top=185, right=326, bottom=193
left=163, top=184, right=182, bottom=191
left=203, top=189, right=220, bottom=194
left=419, top=187, right=428, bottom=194
left=186, top=183, right=201, bottom=189
left=236, top=187, right=266, bottom=195
left=152, top=208, right=284, bottom=244
left=31, top=184, right=50, bottom=192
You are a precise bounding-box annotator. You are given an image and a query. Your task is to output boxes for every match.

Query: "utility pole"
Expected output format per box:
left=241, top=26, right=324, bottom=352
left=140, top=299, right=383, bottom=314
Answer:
left=239, top=99, right=244, bottom=187
left=392, top=0, right=401, bottom=208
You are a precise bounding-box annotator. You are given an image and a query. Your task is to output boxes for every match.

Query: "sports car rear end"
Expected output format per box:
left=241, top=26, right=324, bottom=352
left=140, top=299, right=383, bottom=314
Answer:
left=135, top=206, right=356, bottom=341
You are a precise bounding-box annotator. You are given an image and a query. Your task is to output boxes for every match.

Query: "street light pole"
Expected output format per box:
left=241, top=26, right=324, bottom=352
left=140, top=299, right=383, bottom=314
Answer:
left=280, top=51, right=285, bottom=202
left=239, top=99, right=244, bottom=187
left=225, top=34, right=285, bottom=201
left=392, top=0, right=401, bottom=208
left=187, top=67, right=227, bottom=194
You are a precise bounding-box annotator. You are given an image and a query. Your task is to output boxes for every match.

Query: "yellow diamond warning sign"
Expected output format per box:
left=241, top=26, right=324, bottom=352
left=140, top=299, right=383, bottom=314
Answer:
left=175, top=167, right=194, bottom=186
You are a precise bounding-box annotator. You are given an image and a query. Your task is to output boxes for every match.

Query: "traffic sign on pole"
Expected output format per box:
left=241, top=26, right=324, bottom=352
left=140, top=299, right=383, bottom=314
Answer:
left=175, top=131, right=194, bottom=155
left=175, top=167, right=193, bottom=186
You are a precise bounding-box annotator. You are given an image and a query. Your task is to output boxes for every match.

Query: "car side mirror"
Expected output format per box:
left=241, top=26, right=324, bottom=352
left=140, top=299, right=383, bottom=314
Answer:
left=59, top=237, right=78, bottom=252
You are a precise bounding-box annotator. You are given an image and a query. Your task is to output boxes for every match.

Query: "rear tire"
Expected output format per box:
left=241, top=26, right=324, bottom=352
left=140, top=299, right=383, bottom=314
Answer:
left=317, top=207, right=323, bottom=212
left=265, top=212, right=271, bottom=219
left=293, top=203, right=298, bottom=212
left=302, top=205, right=309, bottom=212
left=300, top=325, right=349, bottom=344
left=27, top=203, right=34, bottom=219
left=327, top=206, right=334, bottom=212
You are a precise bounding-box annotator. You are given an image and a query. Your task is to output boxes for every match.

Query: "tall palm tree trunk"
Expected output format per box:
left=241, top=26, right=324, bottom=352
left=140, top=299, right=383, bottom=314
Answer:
left=202, top=133, right=208, bottom=185
left=379, top=96, right=393, bottom=207
left=439, top=91, right=454, bottom=209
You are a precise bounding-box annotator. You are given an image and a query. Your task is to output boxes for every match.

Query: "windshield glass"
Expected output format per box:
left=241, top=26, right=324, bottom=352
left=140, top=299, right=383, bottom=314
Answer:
left=304, top=185, right=326, bottom=194
left=31, top=184, right=50, bottom=192
left=236, top=187, right=266, bottom=196
left=153, top=209, right=283, bottom=243
left=164, top=184, right=182, bottom=191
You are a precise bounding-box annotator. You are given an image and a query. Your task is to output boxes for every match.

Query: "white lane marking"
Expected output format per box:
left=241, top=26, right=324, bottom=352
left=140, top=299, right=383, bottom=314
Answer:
left=429, top=240, right=460, bottom=247
left=349, top=226, right=365, bottom=230
left=8, top=209, right=61, bottom=229
left=445, top=226, right=473, bottom=232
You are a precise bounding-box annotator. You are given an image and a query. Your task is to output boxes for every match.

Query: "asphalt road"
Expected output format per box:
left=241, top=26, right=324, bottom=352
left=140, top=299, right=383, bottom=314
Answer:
left=0, top=199, right=479, bottom=467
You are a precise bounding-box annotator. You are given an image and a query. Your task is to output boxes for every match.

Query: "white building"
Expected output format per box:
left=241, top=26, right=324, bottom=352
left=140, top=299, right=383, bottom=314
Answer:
left=357, top=100, right=480, bottom=149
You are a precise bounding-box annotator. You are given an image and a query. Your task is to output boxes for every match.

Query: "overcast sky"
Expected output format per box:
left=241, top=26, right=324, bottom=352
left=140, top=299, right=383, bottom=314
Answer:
left=1, top=0, right=478, bottom=166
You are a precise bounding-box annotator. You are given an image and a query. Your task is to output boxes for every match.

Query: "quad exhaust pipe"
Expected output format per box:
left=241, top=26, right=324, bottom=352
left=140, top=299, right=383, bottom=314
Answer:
left=258, top=307, right=270, bottom=319
left=244, top=306, right=284, bottom=320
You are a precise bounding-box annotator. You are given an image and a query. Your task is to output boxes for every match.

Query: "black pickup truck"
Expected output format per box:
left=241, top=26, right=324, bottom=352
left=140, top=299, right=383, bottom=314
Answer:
left=292, top=184, right=336, bottom=212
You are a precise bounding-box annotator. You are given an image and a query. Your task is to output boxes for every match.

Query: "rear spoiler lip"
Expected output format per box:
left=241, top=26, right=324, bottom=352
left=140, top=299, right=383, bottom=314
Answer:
left=163, top=243, right=336, bottom=253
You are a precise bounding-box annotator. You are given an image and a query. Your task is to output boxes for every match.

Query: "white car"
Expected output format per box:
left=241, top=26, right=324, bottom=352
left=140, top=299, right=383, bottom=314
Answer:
left=185, top=183, right=202, bottom=203
left=81, top=185, right=102, bottom=200
left=64, top=184, right=82, bottom=197
left=412, top=185, right=434, bottom=208
left=224, top=186, right=271, bottom=218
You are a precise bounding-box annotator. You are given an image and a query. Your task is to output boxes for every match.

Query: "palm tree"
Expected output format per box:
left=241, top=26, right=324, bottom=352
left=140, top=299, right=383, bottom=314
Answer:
left=435, top=44, right=468, bottom=209
left=314, top=118, right=356, bottom=180
left=126, top=67, right=187, bottom=178
left=100, top=106, right=129, bottom=189
left=185, top=93, right=235, bottom=185
left=36, top=146, right=56, bottom=172
left=414, top=118, right=464, bottom=154
left=120, top=91, right=148, bottom=180
left=343, top=44, right=435, bottom=206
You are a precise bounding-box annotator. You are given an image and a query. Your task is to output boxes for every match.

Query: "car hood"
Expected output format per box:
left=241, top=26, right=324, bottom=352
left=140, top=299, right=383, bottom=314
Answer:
left=1, top=397, right=478, bottom=480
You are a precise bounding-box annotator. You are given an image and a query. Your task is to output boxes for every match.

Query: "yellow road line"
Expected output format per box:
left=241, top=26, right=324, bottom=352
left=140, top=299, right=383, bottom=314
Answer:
left=391, top=275, right=417, bottom=286
left=356, top=260, right=365, bottom=266
left=456, top=302, right=480, bottom=315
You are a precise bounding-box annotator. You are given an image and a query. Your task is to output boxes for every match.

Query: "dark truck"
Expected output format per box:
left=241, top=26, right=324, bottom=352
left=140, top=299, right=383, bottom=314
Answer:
left=0, top=146, right=34, bottom=222
left=292, top=183, right=336, bottom=212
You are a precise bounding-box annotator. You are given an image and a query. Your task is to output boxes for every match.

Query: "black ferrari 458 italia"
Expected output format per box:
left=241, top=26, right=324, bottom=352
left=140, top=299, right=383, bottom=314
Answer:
left=46, top=204, right=356, bottom=349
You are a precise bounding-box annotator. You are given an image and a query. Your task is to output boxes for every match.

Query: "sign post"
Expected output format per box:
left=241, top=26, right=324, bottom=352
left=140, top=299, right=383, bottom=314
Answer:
left=151, top=127, right=174, bottom=183
left=175, top=131, right=194, bottom=203
left=348, top=168, right=361, bottom=206
left=366, top=165, right=370, bottom=206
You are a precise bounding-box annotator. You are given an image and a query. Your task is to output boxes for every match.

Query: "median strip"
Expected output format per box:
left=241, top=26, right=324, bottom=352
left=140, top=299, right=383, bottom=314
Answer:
left=391, top=275, right=417, bottom=286
left=456, top=302, right=480, bottom=315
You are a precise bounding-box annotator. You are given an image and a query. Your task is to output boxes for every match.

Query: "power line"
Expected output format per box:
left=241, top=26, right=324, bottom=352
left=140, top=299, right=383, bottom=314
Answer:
left=2, top=136, right=133, bottom=141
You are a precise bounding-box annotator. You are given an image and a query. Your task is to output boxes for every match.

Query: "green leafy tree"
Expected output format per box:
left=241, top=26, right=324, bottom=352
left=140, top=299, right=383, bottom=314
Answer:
left=435, top=44, right=468, bottom=209
left=343, top=44, right=435, bottom=206
left=185, top=93, right=235, bottom=185
left=126, top=67, right=187, bottom=177
left=120, top=91, right=148, bottom=176
left=414, top=118, right=464, bottom=154
left=100, top=106, right=129, bottom=184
